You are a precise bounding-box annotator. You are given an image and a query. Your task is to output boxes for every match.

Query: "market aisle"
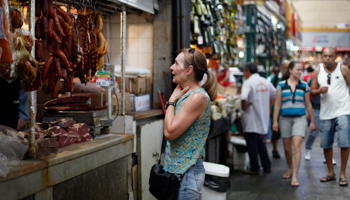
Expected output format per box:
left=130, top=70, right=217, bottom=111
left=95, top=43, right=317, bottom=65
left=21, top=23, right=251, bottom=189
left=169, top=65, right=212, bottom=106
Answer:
left=227, top=132, right=350, bottom=200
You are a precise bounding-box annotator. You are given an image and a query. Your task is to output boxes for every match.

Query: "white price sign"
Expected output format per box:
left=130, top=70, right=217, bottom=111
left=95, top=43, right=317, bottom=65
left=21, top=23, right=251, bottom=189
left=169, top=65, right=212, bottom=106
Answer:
left=96, top=77, right=110, bottom=86
left=96, top=72, right=111, bottom=87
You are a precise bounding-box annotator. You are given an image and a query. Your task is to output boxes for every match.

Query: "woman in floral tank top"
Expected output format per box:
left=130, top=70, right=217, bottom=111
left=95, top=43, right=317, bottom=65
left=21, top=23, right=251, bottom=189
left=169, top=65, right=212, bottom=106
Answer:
left=163, top=48, right=218, bottom=200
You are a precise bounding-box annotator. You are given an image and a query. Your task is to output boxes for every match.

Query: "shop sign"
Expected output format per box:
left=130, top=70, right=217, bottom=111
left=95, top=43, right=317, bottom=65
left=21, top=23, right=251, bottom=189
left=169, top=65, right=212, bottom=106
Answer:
left=302, top=32, right=350, bottom=47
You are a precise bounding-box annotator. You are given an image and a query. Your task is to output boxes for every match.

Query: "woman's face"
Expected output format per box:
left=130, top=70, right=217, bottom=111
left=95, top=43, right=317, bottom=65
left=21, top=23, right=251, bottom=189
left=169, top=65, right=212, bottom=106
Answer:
left=170, top=53, right=188, bottom=84
left=289, top=63, right=303, bottom=79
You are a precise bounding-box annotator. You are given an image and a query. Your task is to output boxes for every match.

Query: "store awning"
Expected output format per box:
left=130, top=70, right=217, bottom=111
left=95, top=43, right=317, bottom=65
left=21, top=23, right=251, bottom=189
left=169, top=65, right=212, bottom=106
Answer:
left=257, top=5, right=272, bottom=20
left=114, top=0, right=159, bottom=14
left=264, top=1, right=288, bottom=27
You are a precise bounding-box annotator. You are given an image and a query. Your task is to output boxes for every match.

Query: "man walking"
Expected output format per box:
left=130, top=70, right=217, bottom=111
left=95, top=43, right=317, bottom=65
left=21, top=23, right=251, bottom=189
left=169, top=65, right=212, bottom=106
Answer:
left=241, top=62, right=276, bottom=175
left=311, top=48, right=350, bottom=186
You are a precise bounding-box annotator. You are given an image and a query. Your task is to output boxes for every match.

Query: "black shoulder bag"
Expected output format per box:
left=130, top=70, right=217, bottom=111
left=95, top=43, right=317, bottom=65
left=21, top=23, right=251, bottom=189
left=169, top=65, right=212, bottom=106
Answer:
left=149, top=136, right=181, bottom=200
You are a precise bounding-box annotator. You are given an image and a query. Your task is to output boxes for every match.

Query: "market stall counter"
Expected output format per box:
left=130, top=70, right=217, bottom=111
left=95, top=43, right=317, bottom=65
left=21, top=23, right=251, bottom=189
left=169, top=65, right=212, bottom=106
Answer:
left=0, top=133, right=134, bottom=200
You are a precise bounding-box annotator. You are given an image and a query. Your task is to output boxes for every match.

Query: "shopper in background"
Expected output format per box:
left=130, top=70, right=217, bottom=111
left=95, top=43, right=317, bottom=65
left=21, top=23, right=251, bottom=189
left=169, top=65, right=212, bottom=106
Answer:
left=273, top=61, right=316, bottom=187
left=217, top=65, right=236, bottom=88
left=0, top=78, right=28, bottom=131
left=311, top=48, right=350, bottom=187
left=303, top=66, right=314, bottom=83
left=270, top=60, right=290, bottom=158
left=266, top=65, right=280, bottom=143
left=164, top=48, right=218, bottom=199
left=241, top=62, right=276, bottom=175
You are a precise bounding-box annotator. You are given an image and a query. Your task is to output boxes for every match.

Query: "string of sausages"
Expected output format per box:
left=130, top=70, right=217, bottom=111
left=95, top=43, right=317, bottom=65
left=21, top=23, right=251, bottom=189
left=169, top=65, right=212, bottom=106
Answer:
left=35, top=0, right=108, bottom=98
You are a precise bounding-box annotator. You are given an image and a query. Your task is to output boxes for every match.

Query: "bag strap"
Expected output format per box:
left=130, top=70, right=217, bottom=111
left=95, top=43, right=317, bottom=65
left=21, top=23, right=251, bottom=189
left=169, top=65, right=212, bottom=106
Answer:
left=158, top=135, right=167, bottom=164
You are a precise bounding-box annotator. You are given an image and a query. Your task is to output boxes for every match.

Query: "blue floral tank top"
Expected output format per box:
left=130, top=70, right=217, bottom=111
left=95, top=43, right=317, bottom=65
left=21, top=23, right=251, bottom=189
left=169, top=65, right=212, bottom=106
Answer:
left=163, top=88, right=211, bottom=174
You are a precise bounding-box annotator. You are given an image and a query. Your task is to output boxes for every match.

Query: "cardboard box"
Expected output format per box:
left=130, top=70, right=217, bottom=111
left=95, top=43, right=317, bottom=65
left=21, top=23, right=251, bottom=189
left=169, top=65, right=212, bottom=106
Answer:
left=130, top=93, right=135, bottom=111
left=116, top=76, right=130, bottom=92
left=134, top=94, right=150, bottom=111
left=130, top=77, right=151, bottom=96
left=112, top=92, right=131, bottom=114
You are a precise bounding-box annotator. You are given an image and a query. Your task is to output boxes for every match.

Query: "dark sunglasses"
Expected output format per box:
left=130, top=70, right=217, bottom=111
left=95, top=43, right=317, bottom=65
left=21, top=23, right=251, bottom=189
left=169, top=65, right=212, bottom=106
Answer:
left=188, top=48, right=196, bottom=67
left=327, top=74, right=331, bottom=85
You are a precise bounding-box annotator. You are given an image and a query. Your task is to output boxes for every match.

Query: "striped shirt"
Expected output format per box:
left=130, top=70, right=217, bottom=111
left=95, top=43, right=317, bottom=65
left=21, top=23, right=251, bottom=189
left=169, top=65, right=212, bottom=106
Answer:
left=277, top=80, right=309, bottom=116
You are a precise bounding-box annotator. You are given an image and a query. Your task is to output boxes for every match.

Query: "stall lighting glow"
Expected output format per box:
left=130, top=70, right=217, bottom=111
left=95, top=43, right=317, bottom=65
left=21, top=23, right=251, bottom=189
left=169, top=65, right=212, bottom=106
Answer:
left=292, top=46, right=300, bottom=51
left=271, top=15, right=278, bottom=26
left=276, top=24, right=281, bottom=29
left=239, top=51, right=244, bottom=58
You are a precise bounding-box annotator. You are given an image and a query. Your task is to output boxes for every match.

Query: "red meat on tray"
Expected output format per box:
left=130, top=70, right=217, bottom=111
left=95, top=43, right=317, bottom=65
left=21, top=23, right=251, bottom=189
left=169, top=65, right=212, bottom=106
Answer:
left=66, top=123, right=89, bottom=136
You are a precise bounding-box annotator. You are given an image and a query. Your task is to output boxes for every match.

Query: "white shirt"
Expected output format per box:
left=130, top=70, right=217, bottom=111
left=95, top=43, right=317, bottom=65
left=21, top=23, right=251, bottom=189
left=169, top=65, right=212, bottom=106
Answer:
left=318, top=62, right=350, bottom=120
left=241, top=73, right=276, bottom=134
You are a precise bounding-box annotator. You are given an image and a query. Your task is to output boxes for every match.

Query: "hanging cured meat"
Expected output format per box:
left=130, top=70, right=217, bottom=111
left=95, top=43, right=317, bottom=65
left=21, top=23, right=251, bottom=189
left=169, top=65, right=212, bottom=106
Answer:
left=0, top=0, right=39, bottom=85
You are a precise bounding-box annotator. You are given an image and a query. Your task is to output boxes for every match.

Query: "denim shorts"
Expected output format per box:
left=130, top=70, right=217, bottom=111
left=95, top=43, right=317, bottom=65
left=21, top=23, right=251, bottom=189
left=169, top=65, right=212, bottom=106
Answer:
left=319, top=115, right=350, bottom=148
left=177, top=158, right=205, bottom=200
left=279, top=115, right=307, bottom=138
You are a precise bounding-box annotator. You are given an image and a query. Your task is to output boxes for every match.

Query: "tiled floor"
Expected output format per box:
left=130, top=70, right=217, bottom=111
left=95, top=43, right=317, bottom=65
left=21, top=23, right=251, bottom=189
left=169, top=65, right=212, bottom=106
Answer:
left=227, top=133, right=350, bottom=200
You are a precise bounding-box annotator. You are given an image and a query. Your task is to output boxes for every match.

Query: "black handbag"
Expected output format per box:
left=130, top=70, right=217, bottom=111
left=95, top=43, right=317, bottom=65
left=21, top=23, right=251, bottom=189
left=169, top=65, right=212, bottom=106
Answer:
left=149, top=137, right=181, bottom=200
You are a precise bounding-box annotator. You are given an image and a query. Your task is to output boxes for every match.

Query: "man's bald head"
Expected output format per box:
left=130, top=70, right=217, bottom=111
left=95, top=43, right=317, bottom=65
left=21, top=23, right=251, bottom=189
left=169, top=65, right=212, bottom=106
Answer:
left=323, top=47, right=336, bottom=56
left=322, top=48, right=337, bottom=69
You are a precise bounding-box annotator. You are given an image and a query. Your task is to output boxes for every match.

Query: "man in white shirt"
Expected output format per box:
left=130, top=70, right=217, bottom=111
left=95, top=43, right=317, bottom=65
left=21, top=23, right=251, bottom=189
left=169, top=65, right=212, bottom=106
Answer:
left=311, top=48, right=350, bottom=186
left=241, top=62, right=276, bottom=175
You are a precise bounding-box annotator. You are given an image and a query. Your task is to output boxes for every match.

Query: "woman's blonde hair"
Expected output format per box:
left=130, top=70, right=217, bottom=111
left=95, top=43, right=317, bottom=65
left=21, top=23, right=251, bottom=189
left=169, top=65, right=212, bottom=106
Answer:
left=180, top=48, right=218, bottom=101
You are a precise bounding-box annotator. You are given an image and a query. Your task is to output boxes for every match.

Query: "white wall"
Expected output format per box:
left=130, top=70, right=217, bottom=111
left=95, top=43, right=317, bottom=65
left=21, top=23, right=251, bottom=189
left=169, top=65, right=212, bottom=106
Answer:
left=293, top=0, right=350, bottom=28
left=106, top=12, right=154, bottom=80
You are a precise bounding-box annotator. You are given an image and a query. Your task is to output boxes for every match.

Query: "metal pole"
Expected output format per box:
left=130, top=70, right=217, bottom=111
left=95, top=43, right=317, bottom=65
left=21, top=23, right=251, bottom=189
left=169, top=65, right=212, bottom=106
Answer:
left=28, top=0, right=37, bottom=158
left=120, top=4, right=126, bottom=115
left=107, top=87, right=112, bottom=119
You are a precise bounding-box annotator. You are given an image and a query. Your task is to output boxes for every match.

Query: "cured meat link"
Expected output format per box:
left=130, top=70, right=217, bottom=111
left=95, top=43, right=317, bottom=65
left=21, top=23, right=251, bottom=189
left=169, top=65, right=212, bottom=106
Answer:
left=35, top=0, right=41, bottom=17
left=56, top=7, right=71, bottom=24
left=35, top=18, right=42, bottom=39
left=95, top=13, right=103, bottom=35
left=52, top=76, right=60, bottom=98
left=42, top=55, right=54, bottom=81
left=53, top=8, right=65, bottom=37
left=9, top=5, right=24, bottom=29
left=17, top=56, right=38, bottom=83
left=47, top=65, right=55, bottom=92
left=54, top=49, right=70, bottom=69
left=48, top=17, right=54, bottom=38
left=41, top=15, right=48, bottom=38
left=54, top=56, right=62, bottom=78
left=35, top=40, right=43, bottom=61
left=48, top=0, right=54, bottom=17
left=41, top=0, right=49, bottom=17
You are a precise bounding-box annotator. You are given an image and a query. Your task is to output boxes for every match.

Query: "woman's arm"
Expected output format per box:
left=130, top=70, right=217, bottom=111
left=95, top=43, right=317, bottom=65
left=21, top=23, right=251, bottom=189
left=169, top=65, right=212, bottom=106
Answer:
left=304, top=92, right=316, bottom=132
left=272, top=91, right=282, bottom=132
left=164, top=92, right=207, bottom=141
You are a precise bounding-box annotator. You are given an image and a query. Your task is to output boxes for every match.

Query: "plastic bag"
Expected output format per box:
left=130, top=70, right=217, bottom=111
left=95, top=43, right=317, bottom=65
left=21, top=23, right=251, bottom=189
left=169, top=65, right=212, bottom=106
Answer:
left=0, top=125, right=28, bottom=177
left=0, top=135, right=28, bottom=177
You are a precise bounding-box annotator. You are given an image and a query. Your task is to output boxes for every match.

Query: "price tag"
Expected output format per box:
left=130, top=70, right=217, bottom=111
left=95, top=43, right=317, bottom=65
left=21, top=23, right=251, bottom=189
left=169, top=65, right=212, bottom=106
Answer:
left=96, top=72, right=111, bottom=87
